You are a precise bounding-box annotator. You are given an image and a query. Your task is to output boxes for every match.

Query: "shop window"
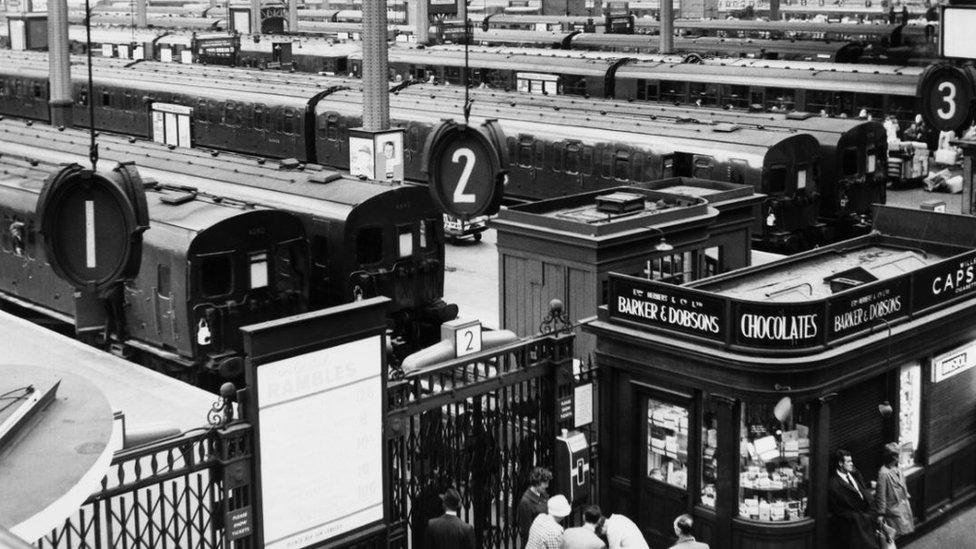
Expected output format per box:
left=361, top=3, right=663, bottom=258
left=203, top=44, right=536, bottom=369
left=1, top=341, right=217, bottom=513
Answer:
left=897, top=363, right=921, bottom=469
left=703, top=246, right=721, bottom=277
left=645, top=251, right=695, bottom=284
left=739, top=401, right=811, bottom=522
left=397, top=224, right=413, bottom=258
left=646, top=398, right=689, bottom=489
left=200, top=254, right=234, bottom=297
left=701, top=399, right=721, bottom=509
left=356, top=227, right=383, bottom=265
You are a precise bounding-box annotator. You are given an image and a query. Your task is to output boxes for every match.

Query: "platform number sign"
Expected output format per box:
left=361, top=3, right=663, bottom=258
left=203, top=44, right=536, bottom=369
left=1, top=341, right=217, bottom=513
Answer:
left=919, top=63, right=976, bottom=133
left=425, top=121, right=506, bottom=218
left=442, top=318, right=483, bottom=359
left=36, top=163, right=149, bottom=292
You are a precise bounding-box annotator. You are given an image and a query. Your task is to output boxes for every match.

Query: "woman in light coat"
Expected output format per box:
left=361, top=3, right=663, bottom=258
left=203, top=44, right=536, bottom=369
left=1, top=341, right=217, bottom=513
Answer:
left=875, top=442, right=915, bottom=543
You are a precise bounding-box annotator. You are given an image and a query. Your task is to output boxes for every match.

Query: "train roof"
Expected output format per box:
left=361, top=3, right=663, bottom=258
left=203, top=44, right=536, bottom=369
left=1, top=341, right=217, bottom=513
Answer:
left=614, top=60, right=917, bottom=96
left=0, top=148, right=276, bottom=234
left=355, top=46, right=623, bottom=76
left=470, top=28, right=574, bottom=47
left=633, top=18, right=905, bottom=36
left=570, top=32, right=855, bottom=56
left=0, top=119, right=433, bottom=221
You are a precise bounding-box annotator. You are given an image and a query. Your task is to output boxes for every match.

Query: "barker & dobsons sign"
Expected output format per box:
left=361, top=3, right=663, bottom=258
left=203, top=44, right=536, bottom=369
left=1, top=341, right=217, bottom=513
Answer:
left=608, top=253, right=976, bottom=351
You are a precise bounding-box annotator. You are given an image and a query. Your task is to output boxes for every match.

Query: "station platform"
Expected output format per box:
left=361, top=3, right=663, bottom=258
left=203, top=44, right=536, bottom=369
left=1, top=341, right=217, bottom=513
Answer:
left=0, top=309, right=217, bottom=434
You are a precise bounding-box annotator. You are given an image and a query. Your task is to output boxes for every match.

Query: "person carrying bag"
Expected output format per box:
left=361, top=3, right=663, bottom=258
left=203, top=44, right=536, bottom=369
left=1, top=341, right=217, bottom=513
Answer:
left=875, top=443, right=915, bottom=547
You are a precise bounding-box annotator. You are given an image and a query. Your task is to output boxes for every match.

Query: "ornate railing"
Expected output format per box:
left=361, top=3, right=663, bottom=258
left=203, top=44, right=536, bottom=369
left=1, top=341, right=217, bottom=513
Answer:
left=387, top=333, right=575, bottom=549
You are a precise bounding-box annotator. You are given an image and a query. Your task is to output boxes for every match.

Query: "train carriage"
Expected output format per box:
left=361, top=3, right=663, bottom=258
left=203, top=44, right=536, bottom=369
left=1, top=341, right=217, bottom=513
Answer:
left=0, top=151, right=309, bottom=379
left=0, top=119, right=455, bottom=359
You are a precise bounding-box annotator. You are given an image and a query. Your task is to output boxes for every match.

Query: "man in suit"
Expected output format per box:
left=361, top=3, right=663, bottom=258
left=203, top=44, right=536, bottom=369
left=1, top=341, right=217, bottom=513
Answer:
left=425, top=487, right=475, bottom=549
left=561, top=505, right=606, bottom=549
left=518, top=467, right=553, bottom=545
left=828, top=449, right=882, bottom=549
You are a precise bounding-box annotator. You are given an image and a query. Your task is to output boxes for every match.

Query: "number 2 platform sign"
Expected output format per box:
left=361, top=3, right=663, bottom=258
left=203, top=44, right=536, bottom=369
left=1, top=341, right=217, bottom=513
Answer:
left=424, top=120, right=508, bottom=219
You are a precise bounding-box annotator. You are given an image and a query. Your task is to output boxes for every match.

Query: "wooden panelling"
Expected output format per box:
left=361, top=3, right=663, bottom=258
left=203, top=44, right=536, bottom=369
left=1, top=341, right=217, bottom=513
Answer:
left=928, top=366, right=976, bottom=455
left=830, top=376, right=888, bottom=480
left=731, top=519, right=815, bottom=549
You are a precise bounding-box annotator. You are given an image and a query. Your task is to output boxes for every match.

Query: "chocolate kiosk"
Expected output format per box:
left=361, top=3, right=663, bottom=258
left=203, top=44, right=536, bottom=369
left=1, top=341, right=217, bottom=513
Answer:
left=585, top=206, right=976, bottom=548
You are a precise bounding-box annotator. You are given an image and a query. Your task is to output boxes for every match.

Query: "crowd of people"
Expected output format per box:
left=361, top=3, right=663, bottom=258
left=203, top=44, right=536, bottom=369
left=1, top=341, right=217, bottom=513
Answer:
left=424, top=441, right=914, bottom=549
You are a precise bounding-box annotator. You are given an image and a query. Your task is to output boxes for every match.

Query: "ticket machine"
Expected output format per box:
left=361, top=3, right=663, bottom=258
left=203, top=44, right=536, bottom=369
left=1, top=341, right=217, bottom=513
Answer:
left=555, top=430, right=590, bottom=503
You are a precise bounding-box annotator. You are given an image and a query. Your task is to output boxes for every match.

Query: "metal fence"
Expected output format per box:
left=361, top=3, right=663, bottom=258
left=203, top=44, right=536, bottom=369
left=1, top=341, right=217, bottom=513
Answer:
left=36, top=418, right=253, bottom=549
left=386, top=332, right=584, bottom=549
left=31, top=331, right=592, bottom=549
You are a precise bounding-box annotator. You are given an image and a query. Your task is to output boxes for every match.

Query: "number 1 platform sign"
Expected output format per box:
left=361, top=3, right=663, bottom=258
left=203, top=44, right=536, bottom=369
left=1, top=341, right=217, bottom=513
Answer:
left=423, top=120, right=508, bottom=219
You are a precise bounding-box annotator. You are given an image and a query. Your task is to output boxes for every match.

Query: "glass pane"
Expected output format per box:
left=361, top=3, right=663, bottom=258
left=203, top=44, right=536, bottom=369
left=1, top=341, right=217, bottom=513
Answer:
left=356, top=227, right=383, bottom=265
left=398, top=225, right=413, bottom=258
left=898, top=363, right=921, bottom=468
left=249, top=252, right=268, bottom=289
left=646, top=398, right=689, bottom=489
left=739, top=401, right=811, bottom=522
left=701, top=400, right=720, bottom=509
left=201, top=254, right=233, bottom=297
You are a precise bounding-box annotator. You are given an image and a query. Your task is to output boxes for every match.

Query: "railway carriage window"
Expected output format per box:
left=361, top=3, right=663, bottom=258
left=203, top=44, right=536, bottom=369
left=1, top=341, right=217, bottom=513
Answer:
left=842, top=147, right=858, bottom=176
left=518, top=137, right=534, bottom=168
left=797, top=167, right=808, bottom=190
left=660, top=81, right=684, bottom=103
left=157, top=264, right=171, bottom=296
left=534, top=142, right=545, bottom=170
left=32, top=84, right=41, bottom=99
left=253, top=105, right=265, bottom=131
left=282, top=108, right=296, bottom=135
left=601, top=149, right=613, bottom=179
left=725, top=85, right=750, bottom=109
left=766, top=167, right=787, bottom=194
left=102, top=91, right=111, bottom=107
left=805, top=90, right=834, bottom=116
left=693, top=155, right=713, bottom=179
left=249, top=251, right=269, bottom=289
left=397, top=225, right=413, bottom=259
left=356, top=227, right=384, bottom=265
left=689, top=83, right=718, bottom=106
left=729, top=159, right=748, bottom=184
left=14, top=81, right=23, bottom=98
left=636, top=79, right=647, bottom=101
left=324, top=114, right=340, bottom=142
left=888, top=97, right=915, bottom=124
left=1, top=215, right=12, bottom=253
left=866, top=148, right=878, bottom=174
left=582, top=146, right=594, bottom=176
left=550, top=144, right=563, bottom=173
left=750, top=90, right=764, bottom=108
left=419, top=220, right=428, bottom=250
left=764, top=88, right=794, bottom=111
left=855, top=94, right=884, bottom=119
left=199, top=254, right=234, bottom=297
left=614, top=151, right=631, bottom=181
left=565, top=143, right=581, bottom=174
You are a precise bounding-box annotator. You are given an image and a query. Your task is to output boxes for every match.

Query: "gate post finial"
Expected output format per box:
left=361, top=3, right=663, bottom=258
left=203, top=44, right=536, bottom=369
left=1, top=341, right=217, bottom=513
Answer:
left=208, top=382, right=236, bottom=429
left=539, top=299, right=573, bottom=335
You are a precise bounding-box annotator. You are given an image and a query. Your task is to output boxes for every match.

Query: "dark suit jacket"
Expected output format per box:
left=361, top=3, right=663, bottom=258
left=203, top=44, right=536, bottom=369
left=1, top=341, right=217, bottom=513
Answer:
left=828, top=469, right=880, bottom=549
left=516, top=488, right=548, bottom=544
left=425, top=513, right=475, bottom=549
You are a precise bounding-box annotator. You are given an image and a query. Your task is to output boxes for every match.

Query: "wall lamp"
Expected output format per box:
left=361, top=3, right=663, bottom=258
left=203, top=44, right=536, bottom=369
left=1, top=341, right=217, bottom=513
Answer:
left=646, top=226, right=674, bottom=252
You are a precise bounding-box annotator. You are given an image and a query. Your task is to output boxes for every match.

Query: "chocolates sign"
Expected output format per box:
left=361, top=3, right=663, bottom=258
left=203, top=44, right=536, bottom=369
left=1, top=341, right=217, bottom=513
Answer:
left=913, top=250, right=976, bottom=311
left=828, top=277, right=911, bottom=340
left=609, top=276, right=726, bottom=341
left=733, top=302, right=823, bottom=348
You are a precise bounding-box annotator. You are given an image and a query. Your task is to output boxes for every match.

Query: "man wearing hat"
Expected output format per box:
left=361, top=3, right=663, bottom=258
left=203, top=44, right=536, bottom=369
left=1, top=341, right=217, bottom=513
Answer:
left=424, top=487, right=475, bottom=549
left=525, top=495, right=572, bottom=549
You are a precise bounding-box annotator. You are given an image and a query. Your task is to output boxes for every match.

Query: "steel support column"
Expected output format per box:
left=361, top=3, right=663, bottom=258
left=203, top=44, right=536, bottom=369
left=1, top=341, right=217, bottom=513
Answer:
left=660, top=0, right=674, bottom=54
left=362, top=0, right=390, bottom=130
left=135, top=0, right=147, bottom=28
left=288, top=0, right=298, bottom=33
left=48, top=0, right=73, bottom=127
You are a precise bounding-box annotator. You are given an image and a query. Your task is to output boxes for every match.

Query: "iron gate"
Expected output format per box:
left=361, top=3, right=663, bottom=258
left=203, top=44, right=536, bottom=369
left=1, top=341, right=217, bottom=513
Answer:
left=35, top=407, right=253, bottom=549
left=386, top=332, right=584, bottom=549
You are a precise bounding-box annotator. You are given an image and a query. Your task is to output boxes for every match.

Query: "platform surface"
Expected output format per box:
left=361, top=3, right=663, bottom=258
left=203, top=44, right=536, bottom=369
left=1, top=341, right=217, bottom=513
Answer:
left=0, top=310, right=217, bottom=435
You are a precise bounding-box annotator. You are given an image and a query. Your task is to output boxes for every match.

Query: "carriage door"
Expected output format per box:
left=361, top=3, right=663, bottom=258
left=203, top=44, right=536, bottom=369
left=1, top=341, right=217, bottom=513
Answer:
left=638, top=389, right=694, bottom=548
left=151, top=103, right=192, bottom=148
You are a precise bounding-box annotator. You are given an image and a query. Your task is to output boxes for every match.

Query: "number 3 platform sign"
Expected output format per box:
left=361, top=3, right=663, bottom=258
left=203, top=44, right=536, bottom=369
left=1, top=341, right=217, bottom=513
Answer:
left=423, top=120, right=508, bottom=219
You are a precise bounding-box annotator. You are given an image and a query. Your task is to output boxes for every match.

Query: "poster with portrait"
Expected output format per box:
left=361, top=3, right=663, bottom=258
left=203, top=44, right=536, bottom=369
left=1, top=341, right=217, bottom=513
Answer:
left=348, top=129, right=405, bottom=181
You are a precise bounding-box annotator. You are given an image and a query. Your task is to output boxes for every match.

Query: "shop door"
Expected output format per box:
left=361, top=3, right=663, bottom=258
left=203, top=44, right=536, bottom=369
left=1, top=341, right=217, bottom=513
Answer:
left=638, top=392, right=693, bottom=548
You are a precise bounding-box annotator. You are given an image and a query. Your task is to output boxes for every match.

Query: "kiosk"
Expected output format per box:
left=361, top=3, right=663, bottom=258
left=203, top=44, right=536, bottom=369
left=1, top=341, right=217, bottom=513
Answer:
left=585, top=206, right=976, bottom=548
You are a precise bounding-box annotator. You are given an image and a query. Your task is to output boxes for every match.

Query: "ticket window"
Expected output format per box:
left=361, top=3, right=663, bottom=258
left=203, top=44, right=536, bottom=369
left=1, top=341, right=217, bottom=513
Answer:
left=639, top=394, right=691, bottom=547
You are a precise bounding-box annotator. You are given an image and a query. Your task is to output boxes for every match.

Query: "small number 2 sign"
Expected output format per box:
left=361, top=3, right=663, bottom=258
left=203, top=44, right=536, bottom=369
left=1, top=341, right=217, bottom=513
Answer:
left=443, top=318, right=483, bottom=358
left=455, top=324, right=482, bottom=358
